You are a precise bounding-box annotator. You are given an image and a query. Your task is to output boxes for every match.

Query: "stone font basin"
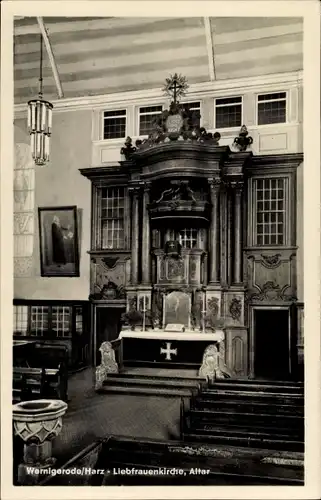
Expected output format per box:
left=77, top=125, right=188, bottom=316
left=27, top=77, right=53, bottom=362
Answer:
left=13, top=399, right=68, bottom=444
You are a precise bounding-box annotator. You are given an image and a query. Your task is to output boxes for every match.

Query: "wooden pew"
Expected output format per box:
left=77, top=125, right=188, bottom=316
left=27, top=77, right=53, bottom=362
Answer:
left=38, top=435, right=304, bottom=486
left=12, top=342, right=69, bottom=403
left=181, top=380, right=304, bottom=453
left=13, top=366, right=67, bottom=403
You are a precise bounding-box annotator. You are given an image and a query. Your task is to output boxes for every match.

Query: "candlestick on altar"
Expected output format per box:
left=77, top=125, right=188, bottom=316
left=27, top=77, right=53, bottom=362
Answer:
left=202, top=293, right=206, bottom=333
left=142, top=296, right=146, bottom=332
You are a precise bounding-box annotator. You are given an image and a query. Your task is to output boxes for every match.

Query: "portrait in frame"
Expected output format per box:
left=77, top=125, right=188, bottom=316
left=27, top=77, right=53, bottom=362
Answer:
left=38, top=206, right=80, bottom=277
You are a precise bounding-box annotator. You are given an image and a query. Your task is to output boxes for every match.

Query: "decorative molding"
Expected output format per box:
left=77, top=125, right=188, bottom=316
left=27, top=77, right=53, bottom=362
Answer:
left=208, top=177, right=221, bottom=190
left=229, top=298, right=242, bottom=320
left=127, top=297, right=137, bottom=312
left=101, top=257, right=119, bottom=269
left=261, top=253, right=282, bottom=269
left=207, top=297, right=219, bottom=319
left=90, top=255, right=129, bottom=297
left=190, top=257, right=197, bottom=280
left=89, top=281, right=125, bottom=301
left=14, top=70, right=303, bottom=115
left=248, top=281, right=297, bottom=302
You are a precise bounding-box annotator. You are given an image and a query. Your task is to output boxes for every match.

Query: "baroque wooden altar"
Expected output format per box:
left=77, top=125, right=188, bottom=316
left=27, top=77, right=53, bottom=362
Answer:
left=80, top=97, right=303, bottom=379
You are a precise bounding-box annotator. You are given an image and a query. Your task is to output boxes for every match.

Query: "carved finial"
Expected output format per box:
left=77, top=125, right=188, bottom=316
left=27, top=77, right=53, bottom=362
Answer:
left=233, top=125, right=253, bottom=152
left=162, top=73, right=189, bottom=104
left=120, top=136, right=136, bottom=160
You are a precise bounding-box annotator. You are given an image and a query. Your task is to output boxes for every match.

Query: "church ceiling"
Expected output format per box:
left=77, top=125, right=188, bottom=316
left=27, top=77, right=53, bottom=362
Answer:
left=14, top=16, right=303, bottom=104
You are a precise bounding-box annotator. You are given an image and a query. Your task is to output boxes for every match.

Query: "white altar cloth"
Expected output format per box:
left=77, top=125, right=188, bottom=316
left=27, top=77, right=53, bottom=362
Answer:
left=118, top=329, right=224, bottom=342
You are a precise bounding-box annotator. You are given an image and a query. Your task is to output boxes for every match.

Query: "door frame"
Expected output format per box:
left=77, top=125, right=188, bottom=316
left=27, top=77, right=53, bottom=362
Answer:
left=91, top=302, right=126, bottom=367
left=249, top=304, right=292, bottom=379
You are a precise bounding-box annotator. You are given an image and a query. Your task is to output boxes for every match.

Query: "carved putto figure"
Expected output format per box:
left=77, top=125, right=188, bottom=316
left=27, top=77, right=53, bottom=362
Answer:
left=199, top=344, right=225, bottom=382
left=95, top=341, right=118, bottom=390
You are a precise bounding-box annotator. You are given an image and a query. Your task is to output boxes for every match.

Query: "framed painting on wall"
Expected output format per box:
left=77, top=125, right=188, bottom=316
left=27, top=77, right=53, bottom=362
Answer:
left=38, top=206, right=80, bottom=277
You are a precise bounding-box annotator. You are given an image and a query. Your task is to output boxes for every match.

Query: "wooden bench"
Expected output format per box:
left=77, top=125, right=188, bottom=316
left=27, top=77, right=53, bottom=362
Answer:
left=13, top=365, right=67, bottom=403
left=12, top=342, right=69, bottom=403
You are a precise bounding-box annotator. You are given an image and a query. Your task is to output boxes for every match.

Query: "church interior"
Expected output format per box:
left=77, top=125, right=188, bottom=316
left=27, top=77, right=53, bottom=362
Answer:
left=12, top=16, right=304, bottom=486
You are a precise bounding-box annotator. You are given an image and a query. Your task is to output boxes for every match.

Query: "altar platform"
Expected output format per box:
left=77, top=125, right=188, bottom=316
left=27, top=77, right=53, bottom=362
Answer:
left=118, top=329, right=224, bottom=368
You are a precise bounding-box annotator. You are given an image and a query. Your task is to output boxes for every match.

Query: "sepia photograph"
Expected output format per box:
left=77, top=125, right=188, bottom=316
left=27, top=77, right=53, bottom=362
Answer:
left=1, top=2, right=320, bottom=499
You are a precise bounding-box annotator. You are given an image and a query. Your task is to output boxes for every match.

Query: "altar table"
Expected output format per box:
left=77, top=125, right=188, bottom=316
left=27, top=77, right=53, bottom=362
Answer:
left=117, top=329, right=224, bottom=367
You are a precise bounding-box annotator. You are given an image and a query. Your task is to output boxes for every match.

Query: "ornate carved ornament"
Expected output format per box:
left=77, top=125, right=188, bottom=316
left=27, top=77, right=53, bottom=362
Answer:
left=120, top=136, right=137, bottom=159
left=150, top=180, right=209, bottom=218
left=208, top=178, right=222, bottom=190
left=233, top=125, right=253, bottom=152
left=207, top=297, right=219, bottom=319
left=120, top=75, right=221, bottom=160
left=261, top=253, right=282, bottom=269
left=89, top=281, right=126, bottom=301
left=246, top=281, right=297, bottom=302
left=228, top=181, right=244, bottom=192
left=101, top=257, right=119, bottom=269
left=229, top=298, right=242, bottom=320
left=190, top=257, right=197, bottom=279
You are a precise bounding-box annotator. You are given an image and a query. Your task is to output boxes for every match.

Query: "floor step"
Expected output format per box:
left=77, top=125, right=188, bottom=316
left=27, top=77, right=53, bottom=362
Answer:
left=103, top=376, right=201, bottom=388
left=118, top=369, right=200, bottom=381
left=97, top=385, right=194, bottom=397
left=193, top=399, right=304, bottom=415
left=183, top=432, right=304, bottom=452
left=203, top=389, right=304, bottom=400
left=211, top=379, right=304, bottom=387
left=184, top=423, right=303, bottom=440
left=210, top=382, right=303, bottom=394
left=188, top=408, right=302, bottom=424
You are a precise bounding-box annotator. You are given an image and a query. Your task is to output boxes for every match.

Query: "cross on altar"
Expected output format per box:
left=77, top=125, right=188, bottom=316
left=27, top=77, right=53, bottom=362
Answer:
left=160, top=342, right=177, bottom=361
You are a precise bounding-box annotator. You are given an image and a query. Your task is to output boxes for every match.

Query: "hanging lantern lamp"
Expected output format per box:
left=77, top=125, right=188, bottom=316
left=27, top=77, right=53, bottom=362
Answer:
left=27, top=34, right=53, bottom=166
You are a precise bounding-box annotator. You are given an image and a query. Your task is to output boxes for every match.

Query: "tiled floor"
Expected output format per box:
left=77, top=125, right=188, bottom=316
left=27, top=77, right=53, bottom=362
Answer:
left=52, top=367, right=182, bottom=465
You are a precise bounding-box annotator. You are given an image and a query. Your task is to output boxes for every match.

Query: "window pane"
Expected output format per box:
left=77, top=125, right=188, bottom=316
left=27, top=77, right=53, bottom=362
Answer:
left=258, top=100, right=286, bottom=125
left=52, top=306, right=71, bottom=337
left=178, top=229, right=198, bottom=248
left=13, top=305, right=28, bottom=335
left=181, top=101, right=201, bottom=110
left=139, top=106, right=163, bottom=114
left=215, top=104, right=242, bottom=128
left=75, top=307, right=83, bottom=334
left=104, top=110, right=126, bottom=118
left=254, top=178, right=286, bottom=246
left=99, top=187, right=125, bottom=249
left=258, top=92, right=286, bottom=101
left=139, top=111, right=162, bottom=136
left=216, top=97, right=242, bottom=106
left=103, top=111, right=126, bottom=139
left=30, top=306, right=49, bottom=336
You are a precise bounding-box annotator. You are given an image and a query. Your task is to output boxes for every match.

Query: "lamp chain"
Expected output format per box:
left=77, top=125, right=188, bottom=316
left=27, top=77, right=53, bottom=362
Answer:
left=38, top=34, right=43, bottom=99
